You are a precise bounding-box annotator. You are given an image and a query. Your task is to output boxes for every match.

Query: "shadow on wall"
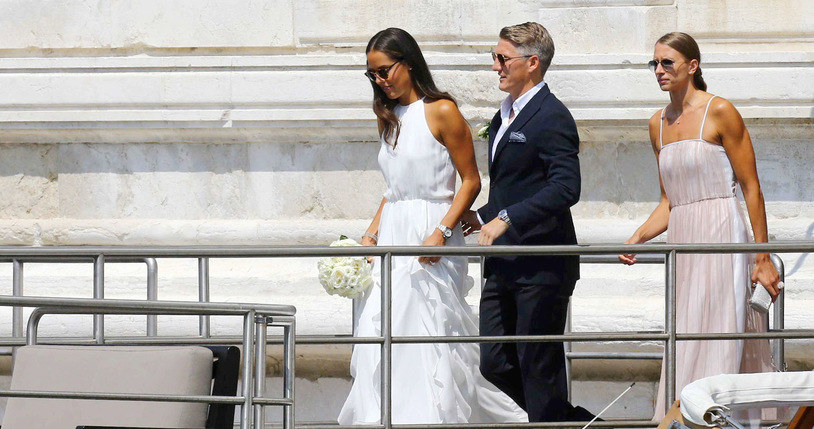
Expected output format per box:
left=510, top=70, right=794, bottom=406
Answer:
left=0, top=137, right=810, bottom=205
left=0, top=141, right=382, bottom=175
left=579, top=139, right=814, bottom=203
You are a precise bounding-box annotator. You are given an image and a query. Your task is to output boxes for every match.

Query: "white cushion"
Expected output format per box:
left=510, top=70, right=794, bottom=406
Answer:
left=3, top=345, right=214, bottom=429
left=680, top=370, right=814, bottom=426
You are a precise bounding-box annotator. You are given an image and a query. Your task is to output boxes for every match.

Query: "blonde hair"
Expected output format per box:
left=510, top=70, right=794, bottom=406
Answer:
left=500, top=22, right=555, bottom=77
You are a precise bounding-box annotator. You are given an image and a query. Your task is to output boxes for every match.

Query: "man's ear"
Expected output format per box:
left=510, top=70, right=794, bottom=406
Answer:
left=527, top=55, right=541, bottom=74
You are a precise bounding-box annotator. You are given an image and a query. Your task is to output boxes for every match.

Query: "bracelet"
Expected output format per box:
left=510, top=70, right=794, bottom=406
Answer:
left=363, top=232, right=378, bottom=242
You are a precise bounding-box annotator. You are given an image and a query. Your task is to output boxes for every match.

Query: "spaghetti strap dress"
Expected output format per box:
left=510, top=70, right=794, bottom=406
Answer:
left=652, top=95, right=774, bottom=419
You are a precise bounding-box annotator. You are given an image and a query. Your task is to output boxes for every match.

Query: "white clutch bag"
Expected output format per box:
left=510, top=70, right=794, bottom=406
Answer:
left=749, top=281, right=784, bottom=313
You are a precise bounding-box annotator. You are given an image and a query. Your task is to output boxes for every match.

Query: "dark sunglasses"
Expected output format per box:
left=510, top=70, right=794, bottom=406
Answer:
left=491, top=52, right=532, bottom=68
left=365, top=60, right=401, bottom=82
left=648, top=58, right=678, bottom=72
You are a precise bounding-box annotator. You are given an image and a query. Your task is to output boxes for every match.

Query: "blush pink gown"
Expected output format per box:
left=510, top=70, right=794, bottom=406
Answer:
left=652, top=95, right=775, bottom=420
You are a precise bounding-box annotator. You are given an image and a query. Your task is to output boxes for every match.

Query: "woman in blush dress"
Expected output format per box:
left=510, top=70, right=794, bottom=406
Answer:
left=618, top=32, right=781, bottom=420
left=337, top=28, right=527, bottom=425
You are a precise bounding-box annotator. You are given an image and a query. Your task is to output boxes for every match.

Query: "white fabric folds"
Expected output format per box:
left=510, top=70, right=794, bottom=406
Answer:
left=680, top=371, right=814, bottom=426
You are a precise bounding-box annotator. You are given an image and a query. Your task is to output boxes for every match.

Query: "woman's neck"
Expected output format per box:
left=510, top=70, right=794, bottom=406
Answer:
left=397, top=88, right=421, bottom=106
left=668, top=84, right=701, bottom=113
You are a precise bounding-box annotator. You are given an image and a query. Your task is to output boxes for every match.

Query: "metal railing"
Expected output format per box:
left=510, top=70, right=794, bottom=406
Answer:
left=565, top=253, right=787, bottom=402
left=0, top=294, right=296, bottom=429
left=0, top=243, right=811, bottom=428
left=2, top=256, right=159, bottom=341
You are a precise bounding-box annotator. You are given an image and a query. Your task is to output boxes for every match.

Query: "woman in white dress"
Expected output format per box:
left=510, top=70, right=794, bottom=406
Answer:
left=338, top=28, right=527, bottom=425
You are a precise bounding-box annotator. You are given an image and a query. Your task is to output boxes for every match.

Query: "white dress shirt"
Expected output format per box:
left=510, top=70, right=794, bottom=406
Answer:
left=491, top=80, right=546, bottom=159
left=477, top=80, right=546, bottom=225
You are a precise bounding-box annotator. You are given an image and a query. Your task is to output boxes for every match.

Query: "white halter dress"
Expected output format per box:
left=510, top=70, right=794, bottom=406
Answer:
left=338, top=98, right=528, bottom=424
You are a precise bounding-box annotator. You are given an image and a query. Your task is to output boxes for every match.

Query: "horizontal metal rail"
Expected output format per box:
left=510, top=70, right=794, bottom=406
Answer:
left=1, top=329, right=807, bottom=346
left=0, top=295, right=295, bottom=316
left=0, top=390, right=246, bottom=404
left=0, top=241, right=812, bottom=257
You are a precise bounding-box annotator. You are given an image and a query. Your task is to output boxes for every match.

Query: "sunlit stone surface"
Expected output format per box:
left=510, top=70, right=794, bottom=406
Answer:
left=0, top=0, right=811, bottom=422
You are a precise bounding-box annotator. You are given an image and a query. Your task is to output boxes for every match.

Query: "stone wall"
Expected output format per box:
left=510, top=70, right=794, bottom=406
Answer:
left=0, top=0, right=812, bottom=422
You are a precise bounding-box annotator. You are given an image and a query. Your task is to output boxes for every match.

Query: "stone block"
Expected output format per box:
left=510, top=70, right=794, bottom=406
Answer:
left=538, top=5, right=677, bottom=54
left=677, top=0, right=814, bottom=42
left=0, top=144, right=58, bottom=218
left=293, top=0, right=467, bottom=45
left=0, top=0, right=294, bottom=49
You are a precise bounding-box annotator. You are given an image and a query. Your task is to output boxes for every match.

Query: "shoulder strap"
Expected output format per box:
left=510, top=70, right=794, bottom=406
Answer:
left=699, top=95, right=717, bottom=140
left=658, top=107, right=666, bottom=149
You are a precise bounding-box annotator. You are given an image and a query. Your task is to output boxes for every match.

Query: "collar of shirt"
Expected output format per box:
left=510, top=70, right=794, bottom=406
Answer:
left=500, top=80, right=546, bottom=124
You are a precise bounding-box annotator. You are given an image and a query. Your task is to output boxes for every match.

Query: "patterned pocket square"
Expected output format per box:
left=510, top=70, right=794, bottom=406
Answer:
left=508, top=131, right=526, bottom=142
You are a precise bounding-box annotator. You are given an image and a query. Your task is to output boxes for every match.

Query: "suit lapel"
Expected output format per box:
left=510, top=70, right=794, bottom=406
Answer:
left=490, top=85, right=551, bottom=175
left=487, top=112, right=502, bottom=166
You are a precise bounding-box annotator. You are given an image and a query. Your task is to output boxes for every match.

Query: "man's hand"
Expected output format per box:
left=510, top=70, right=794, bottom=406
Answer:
left=460, top=210, right=482, bottom=236
left=478, top=218, right=509, bottom=246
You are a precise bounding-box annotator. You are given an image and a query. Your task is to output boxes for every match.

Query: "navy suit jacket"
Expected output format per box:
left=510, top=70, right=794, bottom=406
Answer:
left=477, top=85, right=581, bottom=290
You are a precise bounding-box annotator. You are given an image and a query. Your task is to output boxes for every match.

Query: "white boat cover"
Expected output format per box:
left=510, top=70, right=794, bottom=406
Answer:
left=680, top=371, right=814, bottom=426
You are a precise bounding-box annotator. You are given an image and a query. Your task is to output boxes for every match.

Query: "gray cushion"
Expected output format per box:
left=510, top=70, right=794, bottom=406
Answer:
left=3, top=345, right=214, bottom=429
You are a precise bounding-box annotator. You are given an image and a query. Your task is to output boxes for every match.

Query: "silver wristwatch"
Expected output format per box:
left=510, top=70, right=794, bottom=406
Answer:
left=498, top=209, right=512, bottom=226
left=436, top=224, right=453, bottom=239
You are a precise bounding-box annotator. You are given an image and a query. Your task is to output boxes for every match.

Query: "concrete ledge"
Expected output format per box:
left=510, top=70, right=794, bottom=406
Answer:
left=1, top=343, right=810, bottom=381
left=0, top=217, right=811, bottom=246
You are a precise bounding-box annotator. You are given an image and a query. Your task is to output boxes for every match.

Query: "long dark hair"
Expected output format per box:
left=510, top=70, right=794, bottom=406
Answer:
left=657, top=32, right=707, bottom=91
left=366, top=28, right=455, bottom=146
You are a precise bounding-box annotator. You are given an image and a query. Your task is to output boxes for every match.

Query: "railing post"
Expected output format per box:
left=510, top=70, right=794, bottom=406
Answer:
left=241, top=310, right=255, bottom=429
left=770, top=253, right=786, bottom=371
left=380, top=253, right=392, bottom=428
left=665, top=250, right=677, bottom=412
left=198, top=258, right=211, bottom=338
left=254, top=315, right=268, bottom=428
left=93, top=254, right=105, bottom=344
left=565, top=298, right=573, bottom=402
left=145, top=258, right=158, bottom=336
left=282, top=316, right=296, bottom=429
left=479, top=255, right=486, bottom=290
left=12, top=259, right=23, bottom=338
left=25, top=309, right=44, bottom=345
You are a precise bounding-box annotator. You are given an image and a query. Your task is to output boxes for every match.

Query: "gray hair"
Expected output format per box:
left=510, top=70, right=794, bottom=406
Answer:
left=499, top=22, right=555, bottom=77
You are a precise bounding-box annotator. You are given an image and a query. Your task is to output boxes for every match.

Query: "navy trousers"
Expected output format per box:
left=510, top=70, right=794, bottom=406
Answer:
left=479, top=277, right=595, bottom=422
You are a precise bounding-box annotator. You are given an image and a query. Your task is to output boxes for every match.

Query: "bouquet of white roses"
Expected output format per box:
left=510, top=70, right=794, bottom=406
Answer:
left=317, top=236, right=374, bottom=299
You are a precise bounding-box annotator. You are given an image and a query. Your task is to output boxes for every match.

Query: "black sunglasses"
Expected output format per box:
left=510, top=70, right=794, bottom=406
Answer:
left=365, top=60, right=401, bottom=82
left=648, top=58, right=678, bottom=72
left=491, top=52, right=533, bottom=68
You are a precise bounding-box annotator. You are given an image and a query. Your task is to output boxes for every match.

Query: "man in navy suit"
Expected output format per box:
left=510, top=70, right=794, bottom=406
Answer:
left=461, top=22, right=597, bottom=422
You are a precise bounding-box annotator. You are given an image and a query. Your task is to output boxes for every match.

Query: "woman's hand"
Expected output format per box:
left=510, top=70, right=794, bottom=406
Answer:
left=418, top=229, right=445, bottom=265
left=619, top=236, right=641, bottom=265
left=752, top=254, right=781, bottom=301
left=361, top=233, right=377, bottom=263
